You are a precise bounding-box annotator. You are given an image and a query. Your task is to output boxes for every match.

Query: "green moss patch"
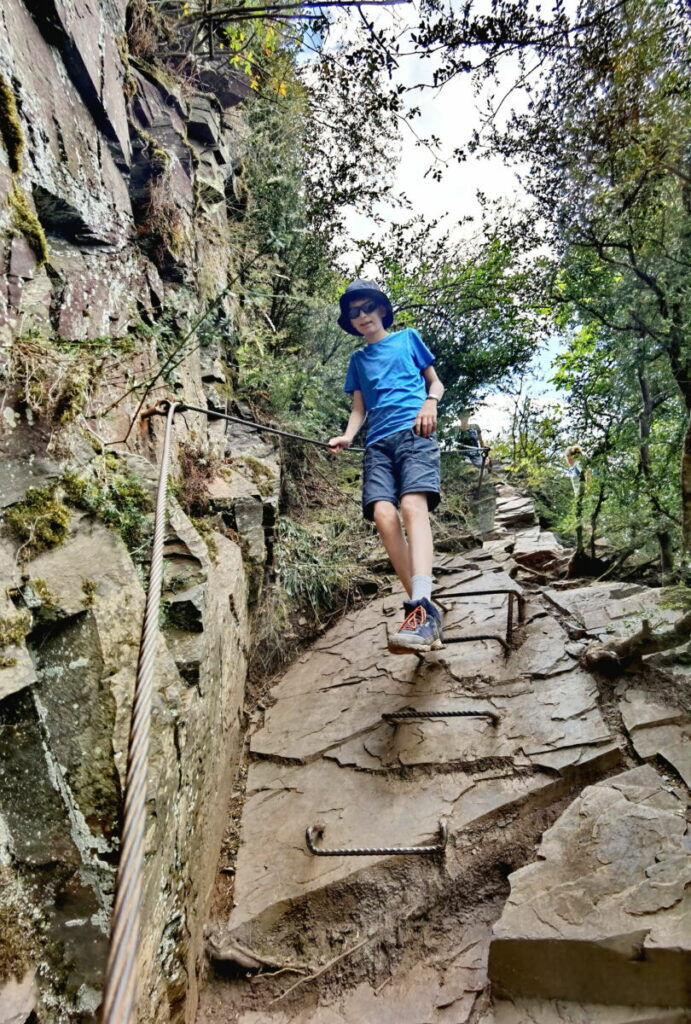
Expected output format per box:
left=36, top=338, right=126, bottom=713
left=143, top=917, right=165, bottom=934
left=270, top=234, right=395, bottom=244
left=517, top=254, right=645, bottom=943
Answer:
left=228, top=455, right=276, bottom=498
left=0, top=874, right=37, bottom=984
left=4, top=486, right=71, bottom=559
left=4, top=336, right=107, bottom=424
left=64, top=464, right=152, bottom=553
left=0, top=72, right=24, bottom=174
left=8, top=185, right=48, bottom=265
left=0, top=609, right=31, bottom=649
left=190, top=516, right=219, bottom=559
left=0, top=903, right=29, bottom=982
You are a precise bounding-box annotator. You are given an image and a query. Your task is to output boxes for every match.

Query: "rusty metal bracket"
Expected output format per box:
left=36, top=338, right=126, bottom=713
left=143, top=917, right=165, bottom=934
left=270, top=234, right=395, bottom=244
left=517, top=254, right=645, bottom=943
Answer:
left=443, top=632, right=510, bottom=654
left=382, top=708, right=500, bottom=724
left=305, top=821, right=448, bottom=857
left=436, top=588, right=525, bottom=651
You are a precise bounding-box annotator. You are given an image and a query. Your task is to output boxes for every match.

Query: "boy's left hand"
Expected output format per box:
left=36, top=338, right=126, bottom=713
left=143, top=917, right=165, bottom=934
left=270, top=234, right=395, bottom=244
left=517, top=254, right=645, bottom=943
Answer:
left=414, top=398, right=437, bottom=437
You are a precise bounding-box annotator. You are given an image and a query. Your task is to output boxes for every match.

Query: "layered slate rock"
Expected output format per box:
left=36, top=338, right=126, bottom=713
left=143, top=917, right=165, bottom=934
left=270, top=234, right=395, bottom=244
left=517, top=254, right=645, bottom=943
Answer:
left=0, top=496, right=249, bottom=1021
left=489, top=765, right=690, bottom=1006
left=493, top=489, right=538, bottom=530
left=620, top=688, right=691, bottom=787
left=543, top=583, right=679, bottom=641
left=481, top=485, right=568, bottom=576
left=479, top=999, right=688, bottom=1023
left=200, top=482, right=690, bottom=1024
left=226, top=548, right=618, bottom=938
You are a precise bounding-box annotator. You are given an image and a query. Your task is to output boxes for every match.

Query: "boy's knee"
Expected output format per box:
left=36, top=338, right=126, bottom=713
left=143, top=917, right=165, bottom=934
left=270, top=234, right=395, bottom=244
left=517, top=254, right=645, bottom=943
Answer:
left=372, top=500, right=398, bottom=528
left=400, top=492, right=429, bottom=517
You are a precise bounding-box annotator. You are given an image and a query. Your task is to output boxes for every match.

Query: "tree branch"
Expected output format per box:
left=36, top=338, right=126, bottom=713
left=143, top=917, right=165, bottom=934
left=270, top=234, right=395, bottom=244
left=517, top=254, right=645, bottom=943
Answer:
left=581, top=607, right=691, bottom=672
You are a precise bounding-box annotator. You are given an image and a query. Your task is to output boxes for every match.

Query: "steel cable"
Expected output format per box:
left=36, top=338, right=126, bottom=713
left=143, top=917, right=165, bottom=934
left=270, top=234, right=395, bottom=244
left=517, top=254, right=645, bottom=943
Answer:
left=102, top=401, right=178, bottom=1024
left=153, top=400, right=491, bottom=456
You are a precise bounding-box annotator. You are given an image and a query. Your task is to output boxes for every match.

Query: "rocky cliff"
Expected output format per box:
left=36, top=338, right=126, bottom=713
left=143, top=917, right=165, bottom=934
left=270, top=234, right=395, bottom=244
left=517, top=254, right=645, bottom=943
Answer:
left=0, top=3, right=278, bottom=1022
left=199, top=484, right=690, bottom=1024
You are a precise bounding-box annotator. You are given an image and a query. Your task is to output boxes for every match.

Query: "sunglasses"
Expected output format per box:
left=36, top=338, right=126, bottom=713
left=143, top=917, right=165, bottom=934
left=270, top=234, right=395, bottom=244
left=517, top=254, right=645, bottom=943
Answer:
left=348, top=299, right=380, bottom=320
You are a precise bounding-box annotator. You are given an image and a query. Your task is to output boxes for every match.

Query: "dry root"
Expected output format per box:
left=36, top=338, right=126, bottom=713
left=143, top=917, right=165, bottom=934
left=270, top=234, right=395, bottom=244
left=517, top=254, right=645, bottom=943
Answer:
left=581, top=607, right=691, bottom=673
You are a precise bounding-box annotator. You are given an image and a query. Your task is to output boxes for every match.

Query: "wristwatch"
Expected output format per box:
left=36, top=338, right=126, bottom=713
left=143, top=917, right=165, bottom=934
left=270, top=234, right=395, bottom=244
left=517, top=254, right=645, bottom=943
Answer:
left=426, top=394, right=440, bottom=402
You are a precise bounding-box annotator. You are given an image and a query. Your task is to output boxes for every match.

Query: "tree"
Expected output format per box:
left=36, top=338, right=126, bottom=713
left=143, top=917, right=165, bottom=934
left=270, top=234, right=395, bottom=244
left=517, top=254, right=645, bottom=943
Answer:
left=551, top=319, right=683, bottom=574
left=355, top=219, right=552, bottom=415
left=477, top=0, right=691, bottom=561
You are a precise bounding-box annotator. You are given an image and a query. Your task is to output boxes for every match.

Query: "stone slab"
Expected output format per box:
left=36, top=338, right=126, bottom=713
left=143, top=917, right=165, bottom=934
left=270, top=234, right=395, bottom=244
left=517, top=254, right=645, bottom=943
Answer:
left=489, top=766, right=690, bottom=1006
left=25, top=515, right=140, bottom=619
left=323, top=667, right=609, bottom=771
left=479, top=999, right=688, bottom=1023
left=0, top=642, right=36, bottom=702
left=619, top=689, right=691, bottom=786
left=0, top=971, right=38, bottom=1024
left=620, top=690, right=687, bottom=733
left=630, top=723, right=691, bottom=787
left=228, top=757, right=555, bottom=930
left=543, top=585, right=679, bottom=638
left=251, top=581, right=593, bottom=767
left=0, top=456, right=62, bottom=509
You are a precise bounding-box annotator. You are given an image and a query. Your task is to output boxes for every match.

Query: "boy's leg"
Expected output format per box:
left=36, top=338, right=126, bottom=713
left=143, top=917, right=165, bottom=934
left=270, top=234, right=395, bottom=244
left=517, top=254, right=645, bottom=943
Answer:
left=372, top=500, right=412, bottom=596
left=388, top=430, right=442, bottom=653
left=400, top=492, right=433, bottom=577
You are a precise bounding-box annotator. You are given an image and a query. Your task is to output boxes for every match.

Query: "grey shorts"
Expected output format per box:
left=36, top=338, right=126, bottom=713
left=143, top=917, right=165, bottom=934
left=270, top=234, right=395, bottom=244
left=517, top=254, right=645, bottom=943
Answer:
left=362, top=428, right=441, bottom=521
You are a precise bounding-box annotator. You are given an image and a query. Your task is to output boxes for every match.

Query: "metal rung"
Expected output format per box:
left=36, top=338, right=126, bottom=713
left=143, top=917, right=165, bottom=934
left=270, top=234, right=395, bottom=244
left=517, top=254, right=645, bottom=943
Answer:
left=382, top=708, right=499, bottom=724
left=443, top=632, right=510, bottom=654
left=434, top=588, right=525, bottom=651
left=305, top=821, right=448, bottom=857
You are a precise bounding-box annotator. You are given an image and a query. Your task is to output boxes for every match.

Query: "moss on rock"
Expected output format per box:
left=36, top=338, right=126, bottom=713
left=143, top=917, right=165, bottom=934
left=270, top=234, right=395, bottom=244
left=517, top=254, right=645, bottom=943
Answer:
left=0, top=72, right=24, bottom=174
left=0, top=609, right=31, bottom=649
left=25, top=578, right=58, bottom=610
left=190, top=516, right=219, bottom=559
left=228, top=455, right=276, bottom=498
left=63, top=463, right=152, bottom=553
left=8, top=185, right=48, bottom=265
left=0, top=904, right=29, bottom=982
left=4, top=487, right=71, bottom=559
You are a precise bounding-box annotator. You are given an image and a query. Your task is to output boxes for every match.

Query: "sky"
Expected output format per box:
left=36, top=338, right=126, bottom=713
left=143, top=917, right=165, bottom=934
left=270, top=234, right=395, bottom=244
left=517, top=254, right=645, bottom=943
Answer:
left=341, top=10, right=525, bottom=266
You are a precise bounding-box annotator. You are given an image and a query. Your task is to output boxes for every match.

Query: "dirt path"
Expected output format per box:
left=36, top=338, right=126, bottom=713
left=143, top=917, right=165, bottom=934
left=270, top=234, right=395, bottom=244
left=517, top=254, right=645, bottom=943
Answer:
left=197, top=483, right=690, bottom=1024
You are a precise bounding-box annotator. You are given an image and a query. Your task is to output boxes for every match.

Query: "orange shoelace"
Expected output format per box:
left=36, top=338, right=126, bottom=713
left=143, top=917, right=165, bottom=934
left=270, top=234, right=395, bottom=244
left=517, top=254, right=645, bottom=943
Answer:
left=398, top=605, right=427, bottom=632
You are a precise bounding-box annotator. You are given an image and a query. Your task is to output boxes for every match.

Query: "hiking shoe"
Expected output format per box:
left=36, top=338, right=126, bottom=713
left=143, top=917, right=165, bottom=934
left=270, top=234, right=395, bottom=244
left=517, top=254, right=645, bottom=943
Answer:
left=388, top=598, right=443, bottom=655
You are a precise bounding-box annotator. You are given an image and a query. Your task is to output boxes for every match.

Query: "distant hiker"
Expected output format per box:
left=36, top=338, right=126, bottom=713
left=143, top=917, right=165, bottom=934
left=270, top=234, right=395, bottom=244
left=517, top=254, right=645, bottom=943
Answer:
left=327, top=280, right=445, bottom=655
left=457, top=407, right=485, bottom=467
left=565, top=444, right=585, bottom=494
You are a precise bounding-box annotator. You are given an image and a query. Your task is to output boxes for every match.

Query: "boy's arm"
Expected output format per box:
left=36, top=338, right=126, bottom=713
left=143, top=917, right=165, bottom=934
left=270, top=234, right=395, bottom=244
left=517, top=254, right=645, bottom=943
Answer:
left=414, top=366, right=445, bottom=437
left=327, top=391, right=366, bottom=453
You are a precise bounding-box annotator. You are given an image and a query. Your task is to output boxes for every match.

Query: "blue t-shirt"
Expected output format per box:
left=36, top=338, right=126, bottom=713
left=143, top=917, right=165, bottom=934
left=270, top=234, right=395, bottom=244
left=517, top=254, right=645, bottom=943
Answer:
left=344, top=328, right=435, bottom=447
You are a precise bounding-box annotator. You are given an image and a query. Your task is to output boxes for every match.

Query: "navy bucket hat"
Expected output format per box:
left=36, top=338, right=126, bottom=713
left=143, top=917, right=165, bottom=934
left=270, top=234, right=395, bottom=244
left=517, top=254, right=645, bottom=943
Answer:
left=337, top=279, right=394, bottom=336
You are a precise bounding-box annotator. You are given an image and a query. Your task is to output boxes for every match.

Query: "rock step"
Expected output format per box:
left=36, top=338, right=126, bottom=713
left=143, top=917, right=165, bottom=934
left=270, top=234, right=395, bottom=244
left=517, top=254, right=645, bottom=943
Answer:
left=198, top=478, right=690, bottom=1023
left=214, top=550, right=620, bottom=949
left=489, top=765, right=690, bottom=1007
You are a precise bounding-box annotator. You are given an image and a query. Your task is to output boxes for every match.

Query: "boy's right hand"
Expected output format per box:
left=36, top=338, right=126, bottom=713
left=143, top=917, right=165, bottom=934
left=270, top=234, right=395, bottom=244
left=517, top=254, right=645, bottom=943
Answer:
left=327, top=435, right=352, bottom=454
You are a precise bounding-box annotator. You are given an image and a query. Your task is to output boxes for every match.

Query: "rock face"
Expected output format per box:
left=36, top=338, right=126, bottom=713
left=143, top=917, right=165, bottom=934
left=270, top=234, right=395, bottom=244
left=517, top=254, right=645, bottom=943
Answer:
left=0, top=502, right=249, bottom=1022
left=489, top=765, right=690, bottom=1006
left=0, top=4, right=282, bottom=1021
left=0, top=0, right=243, bottom=343
left=226, top=558, right=618, bottom=938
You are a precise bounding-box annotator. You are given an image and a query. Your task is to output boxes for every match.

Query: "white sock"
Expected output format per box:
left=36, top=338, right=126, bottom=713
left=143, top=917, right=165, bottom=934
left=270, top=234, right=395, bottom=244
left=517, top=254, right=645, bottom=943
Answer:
left=410, top=574, right=433, bottom=604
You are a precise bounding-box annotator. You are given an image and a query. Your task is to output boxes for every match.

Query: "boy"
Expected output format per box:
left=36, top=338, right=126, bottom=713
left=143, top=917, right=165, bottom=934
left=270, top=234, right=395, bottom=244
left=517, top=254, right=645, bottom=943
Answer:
left=327, top=280, right=445, bottom=654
